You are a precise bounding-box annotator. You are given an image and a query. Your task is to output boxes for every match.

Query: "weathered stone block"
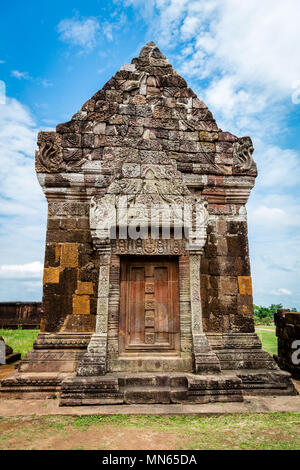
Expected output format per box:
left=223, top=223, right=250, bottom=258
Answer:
left=72, top=295, right=90, bottom=315
left=43, top=267, right=60, bottom=284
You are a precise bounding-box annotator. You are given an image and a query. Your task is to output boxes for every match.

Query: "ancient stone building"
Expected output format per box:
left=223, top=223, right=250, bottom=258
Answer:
left=0, top=42, right=296, bottom=403
left=0, top=302, right=41, bottom=329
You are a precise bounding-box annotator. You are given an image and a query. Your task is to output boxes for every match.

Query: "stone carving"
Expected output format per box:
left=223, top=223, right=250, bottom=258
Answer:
left=90, top=194, right=117, bottom=240
left=189, top=201, right=209, bottom=251
left=36, top=132, right=65, bottom=173
left=233, top=137, right=255, bottom=171
left=111, top=238, right=186, bottom=255
left=77, top=249, right=111, bottom=376
left=189, top=254, right=202, bottom=334
left=36, top=131, right=88, bottom=173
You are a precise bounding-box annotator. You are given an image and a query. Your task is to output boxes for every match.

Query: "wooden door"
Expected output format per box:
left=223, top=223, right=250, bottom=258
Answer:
left=119, top=257, right=180, bottom=354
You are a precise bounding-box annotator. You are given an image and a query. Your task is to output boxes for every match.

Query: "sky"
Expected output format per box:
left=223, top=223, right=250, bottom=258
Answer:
left=0, top=0, right=299, bottom=309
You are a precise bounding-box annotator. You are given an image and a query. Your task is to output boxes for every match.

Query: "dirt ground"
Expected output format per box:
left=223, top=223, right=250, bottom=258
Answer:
left=0, top=413, right=299, bottom=450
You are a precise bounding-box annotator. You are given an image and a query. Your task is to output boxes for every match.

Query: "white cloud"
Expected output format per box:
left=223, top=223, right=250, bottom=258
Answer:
left=57, top=17, right=100, bottom=50
left=275, top=288, right=292, bottom=296
left=132, top=0, right=300, bottom=95
left=0, top=97, right=47, bottom=278
left=11, top=70, right=30, bottom=80
left=248, top=205, right=300, bottom=229
left=0, top=262, right=43, bottom=279
left=21, top=280, right=42, bottom=292
left=0, top=97, right=42, bottom=209
left=40, top=79, right=54, bottom=88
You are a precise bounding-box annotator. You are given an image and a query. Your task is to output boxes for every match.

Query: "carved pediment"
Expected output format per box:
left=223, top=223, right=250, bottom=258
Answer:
left=90, top=150, right=209, bottom=252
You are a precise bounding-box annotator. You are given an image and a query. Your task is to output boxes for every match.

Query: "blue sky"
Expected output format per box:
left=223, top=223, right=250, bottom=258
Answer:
left=0, top=0, right=300, bottom=309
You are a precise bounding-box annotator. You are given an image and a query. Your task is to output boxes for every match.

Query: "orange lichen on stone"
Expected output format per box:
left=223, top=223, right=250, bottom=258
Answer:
left=43, top=267, right=59, bottom=284
left=60, top=243, right=78, bottom=268
left=72, top=294, right=90, bottom=315
left=238, top=276, right=253, bottom=296
left=75, top=281, right=94, bottom=295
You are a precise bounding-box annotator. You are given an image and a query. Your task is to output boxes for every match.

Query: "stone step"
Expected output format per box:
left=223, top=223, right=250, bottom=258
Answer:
left=118, top=374, right=187, bottom=388
left=124, top=388, right=172, bottom=404
left=223, top=369, right=298, bottom=396
left=5, top=353, right=21, bottom=364
left=215, top=349, right=277, bottom=370
left=0, top=372, right=65, bottom=399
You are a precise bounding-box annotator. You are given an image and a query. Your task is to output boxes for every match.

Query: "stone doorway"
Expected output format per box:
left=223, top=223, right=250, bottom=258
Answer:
left=119, top=256, right=180, bottom=355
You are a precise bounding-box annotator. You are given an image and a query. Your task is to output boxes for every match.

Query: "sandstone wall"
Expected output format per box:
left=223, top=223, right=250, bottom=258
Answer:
left=0, top=302, right=41, bottom=328
left=274, top=309, right=300, bottom=379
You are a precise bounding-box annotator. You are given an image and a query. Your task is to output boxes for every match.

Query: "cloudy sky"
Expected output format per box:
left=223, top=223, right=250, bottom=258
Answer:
left=0, top=0, right=299, bottom=308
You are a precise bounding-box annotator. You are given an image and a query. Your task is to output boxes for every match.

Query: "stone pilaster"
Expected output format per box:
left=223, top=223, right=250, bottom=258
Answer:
left=189, top=252, right=221, bottom=373
left=77, top=243, right=111, bottom=376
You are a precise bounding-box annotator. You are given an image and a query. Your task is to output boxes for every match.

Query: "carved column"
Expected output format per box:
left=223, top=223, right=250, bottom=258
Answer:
left=189, top=250, right=221, bottom=374
left=77, top=242, right=111, bottom=376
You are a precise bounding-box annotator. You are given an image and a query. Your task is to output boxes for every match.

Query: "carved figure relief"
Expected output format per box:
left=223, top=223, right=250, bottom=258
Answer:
left=233, top=136, right=255, bottom=171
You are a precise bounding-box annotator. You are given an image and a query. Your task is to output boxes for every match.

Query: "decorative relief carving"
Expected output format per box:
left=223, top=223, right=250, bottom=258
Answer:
left=111, top=238, right=186, bottom=255
left=36, top=131, right=87, bottom=173
left=189, top=253, right=203, bottom=334
left=36, top=132, right=65, bottom=173
left=233, top=137, right=255, bottom=171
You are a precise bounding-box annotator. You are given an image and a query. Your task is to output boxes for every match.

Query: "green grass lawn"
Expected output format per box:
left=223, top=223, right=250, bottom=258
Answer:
left=0, top=327, right=277, bottom=359
left=0, top=413, right=299, bottom=450
left=0, top=328, right=39, bottom=358
left=255, top=327, right=277, bottom=356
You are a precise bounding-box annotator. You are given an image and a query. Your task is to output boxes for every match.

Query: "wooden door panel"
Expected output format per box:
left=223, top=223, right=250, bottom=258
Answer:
left=120, top=256, right=180, bottom=354
left=154, top=266, right=169, bottom=343
left=128, top=266, right=144, bottom=345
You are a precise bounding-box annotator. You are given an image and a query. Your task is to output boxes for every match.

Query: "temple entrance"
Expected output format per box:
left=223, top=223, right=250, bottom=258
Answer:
left=119, top=256, right=180, bottom=355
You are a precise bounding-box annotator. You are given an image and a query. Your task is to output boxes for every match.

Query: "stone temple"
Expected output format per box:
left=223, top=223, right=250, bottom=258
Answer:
left=0, top=42, right=296, bottom=404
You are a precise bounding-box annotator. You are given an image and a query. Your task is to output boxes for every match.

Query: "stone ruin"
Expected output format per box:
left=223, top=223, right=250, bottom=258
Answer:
left=274, top=309, right=300, bottom=380
left=0, top=42, right=296, bottom=403
left=0, top=302, right=41, bottom=329
left=0, top=337, right=21, bottom=365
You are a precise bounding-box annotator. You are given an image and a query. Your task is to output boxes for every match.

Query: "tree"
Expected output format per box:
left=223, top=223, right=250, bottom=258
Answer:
left=253, top=304, right=298, bottom=324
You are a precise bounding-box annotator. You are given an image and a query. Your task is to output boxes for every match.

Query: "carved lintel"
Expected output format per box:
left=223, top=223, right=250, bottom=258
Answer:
left=111, top=238, right=186, bottom=255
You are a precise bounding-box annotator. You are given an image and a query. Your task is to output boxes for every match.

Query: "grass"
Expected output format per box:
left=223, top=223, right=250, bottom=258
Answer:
left=255, top=324, right=275, bottom=330
left=0, top=328, right=39, bottom=358
left=0, top=413, right=299, bottom=450
left=0, top=327, right=277, bottom=360
left=255, top=326, right=277, bottom=356
left=0, top=327, right=278, bottom=360
left=0, top=327, right=297, bottom=450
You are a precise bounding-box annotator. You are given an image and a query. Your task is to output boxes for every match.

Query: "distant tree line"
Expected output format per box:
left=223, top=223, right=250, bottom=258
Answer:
left=254, top=304, right=297, bottom=325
